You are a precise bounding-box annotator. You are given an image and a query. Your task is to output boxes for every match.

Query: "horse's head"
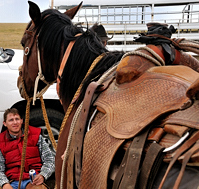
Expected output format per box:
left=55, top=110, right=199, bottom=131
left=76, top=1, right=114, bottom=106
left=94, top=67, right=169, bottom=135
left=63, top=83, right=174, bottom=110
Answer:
left=17, top=1, right=82, bottom=100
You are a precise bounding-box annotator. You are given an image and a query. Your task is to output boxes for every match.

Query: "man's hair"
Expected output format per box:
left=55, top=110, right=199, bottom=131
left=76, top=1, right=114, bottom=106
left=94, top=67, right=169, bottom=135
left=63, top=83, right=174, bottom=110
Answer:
left=4, top=108, right=21, bottom=122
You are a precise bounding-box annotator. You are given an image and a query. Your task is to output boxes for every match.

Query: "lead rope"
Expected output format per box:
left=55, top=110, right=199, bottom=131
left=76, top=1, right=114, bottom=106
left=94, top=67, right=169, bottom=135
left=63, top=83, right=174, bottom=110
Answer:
left=40, top=96, right=57, bottom=150
left=18, top=75, right=57, bottom=188
left=18, top=78, right=32, bottom=189
left=18, top=98, right=31, bottom=189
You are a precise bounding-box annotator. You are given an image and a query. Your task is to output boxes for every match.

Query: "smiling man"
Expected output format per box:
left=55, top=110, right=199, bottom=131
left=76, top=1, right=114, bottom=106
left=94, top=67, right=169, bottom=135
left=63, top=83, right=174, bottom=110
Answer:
left=0, top=108, right=55, bottom=189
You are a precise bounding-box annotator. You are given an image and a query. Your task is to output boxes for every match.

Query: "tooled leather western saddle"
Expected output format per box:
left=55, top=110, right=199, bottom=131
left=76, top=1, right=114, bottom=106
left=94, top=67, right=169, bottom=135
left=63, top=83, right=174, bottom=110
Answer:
left=66, top=23, right=199, bottom=189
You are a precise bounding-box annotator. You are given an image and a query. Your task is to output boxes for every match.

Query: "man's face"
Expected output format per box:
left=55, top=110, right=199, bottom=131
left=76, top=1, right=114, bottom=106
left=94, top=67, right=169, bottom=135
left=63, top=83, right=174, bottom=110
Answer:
left=3, top=113, right=23, bottom=136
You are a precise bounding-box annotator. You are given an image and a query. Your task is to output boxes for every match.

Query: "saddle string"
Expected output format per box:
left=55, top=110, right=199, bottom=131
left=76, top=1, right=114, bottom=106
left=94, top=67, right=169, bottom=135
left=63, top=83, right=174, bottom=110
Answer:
left=18, top=96, right=32, bottom=189
left=87, top=108, right=98, bottom=132
left=60, top=63, right=119, bottom=189
left=121, top=46, right=165, bottom=66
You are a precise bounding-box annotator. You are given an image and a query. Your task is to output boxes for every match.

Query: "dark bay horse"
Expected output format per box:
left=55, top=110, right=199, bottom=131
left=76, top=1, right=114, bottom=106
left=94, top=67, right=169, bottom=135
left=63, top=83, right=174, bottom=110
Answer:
left=18, top=1, right=199, bottom=189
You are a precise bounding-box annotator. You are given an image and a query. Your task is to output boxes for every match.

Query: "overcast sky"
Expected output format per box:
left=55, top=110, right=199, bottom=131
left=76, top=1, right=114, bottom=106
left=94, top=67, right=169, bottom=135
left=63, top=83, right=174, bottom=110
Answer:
left=0, top=0, right=198, bottom=23
left=0, top=0, right=50, bottom=23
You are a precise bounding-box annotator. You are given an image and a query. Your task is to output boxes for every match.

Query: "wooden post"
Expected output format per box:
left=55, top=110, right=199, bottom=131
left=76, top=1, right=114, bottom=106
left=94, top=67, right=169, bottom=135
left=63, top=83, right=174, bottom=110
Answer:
left=51, top=0, right=54, bottom=9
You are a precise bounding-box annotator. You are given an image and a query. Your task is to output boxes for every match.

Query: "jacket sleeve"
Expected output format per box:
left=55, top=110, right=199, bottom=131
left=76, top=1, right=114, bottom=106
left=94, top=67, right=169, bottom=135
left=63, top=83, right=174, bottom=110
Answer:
left=0, top=150, right=9, bottom=187
left=37, top=135, right=55, bottom=180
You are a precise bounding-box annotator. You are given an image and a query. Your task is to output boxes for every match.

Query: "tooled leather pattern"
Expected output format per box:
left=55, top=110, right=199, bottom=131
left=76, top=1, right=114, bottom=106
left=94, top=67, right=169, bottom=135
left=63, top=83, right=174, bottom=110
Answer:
left=164, top=100, right=199, bottom=130
left=94, top=65, right=199, bottom=139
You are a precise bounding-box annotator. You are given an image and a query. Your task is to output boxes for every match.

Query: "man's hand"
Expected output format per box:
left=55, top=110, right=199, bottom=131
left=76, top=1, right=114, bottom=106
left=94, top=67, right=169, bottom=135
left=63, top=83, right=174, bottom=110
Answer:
left=32, top=174, right=44, bottom=185
left=61, top=150, right=66, bottom=160
left=2, top=183, right=13, bottom=189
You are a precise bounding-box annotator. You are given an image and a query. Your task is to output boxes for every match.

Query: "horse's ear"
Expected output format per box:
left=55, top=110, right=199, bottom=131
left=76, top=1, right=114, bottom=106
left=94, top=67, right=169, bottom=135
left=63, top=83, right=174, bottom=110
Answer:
left=64, top=1, right=83, bottom=19
left=28, top=1, right=41, bottom=26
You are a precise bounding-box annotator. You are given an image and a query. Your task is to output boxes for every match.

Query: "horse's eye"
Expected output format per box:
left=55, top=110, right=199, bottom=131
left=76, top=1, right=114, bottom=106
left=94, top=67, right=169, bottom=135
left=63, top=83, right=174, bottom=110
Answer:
left=24, top=47, right=30, bottom=55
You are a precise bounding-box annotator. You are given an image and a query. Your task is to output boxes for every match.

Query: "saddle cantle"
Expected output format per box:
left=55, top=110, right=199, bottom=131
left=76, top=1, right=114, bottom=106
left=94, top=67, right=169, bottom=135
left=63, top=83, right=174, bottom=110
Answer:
left=94, top=65, right=199, bottom=139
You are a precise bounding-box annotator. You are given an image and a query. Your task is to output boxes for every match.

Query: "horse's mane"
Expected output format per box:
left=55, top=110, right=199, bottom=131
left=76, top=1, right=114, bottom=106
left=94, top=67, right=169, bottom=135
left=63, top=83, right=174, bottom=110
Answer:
left=38, top=8, right=124, bottom=105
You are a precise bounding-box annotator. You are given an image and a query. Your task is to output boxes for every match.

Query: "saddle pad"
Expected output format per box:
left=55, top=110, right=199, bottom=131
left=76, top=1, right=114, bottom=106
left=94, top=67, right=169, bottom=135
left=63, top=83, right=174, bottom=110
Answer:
left=94, top=65, right=199, bottom=139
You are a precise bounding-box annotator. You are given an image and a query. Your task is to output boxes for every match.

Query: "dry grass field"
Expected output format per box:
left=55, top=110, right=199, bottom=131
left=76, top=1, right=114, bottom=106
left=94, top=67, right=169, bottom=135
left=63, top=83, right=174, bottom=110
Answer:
left=0, top=23, right=27, bottom=50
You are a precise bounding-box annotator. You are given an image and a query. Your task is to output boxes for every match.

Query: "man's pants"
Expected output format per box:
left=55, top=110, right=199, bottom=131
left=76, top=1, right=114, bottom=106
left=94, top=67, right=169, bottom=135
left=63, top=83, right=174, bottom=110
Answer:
left=0, top=180, right=48, bottom=189
left=11, top=179, right=31, bottom=189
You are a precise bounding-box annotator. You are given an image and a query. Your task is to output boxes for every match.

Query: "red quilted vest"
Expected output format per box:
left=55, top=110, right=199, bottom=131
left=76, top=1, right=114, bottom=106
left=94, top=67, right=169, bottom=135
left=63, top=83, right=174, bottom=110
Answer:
left=0, top=126, right=42, bottom=180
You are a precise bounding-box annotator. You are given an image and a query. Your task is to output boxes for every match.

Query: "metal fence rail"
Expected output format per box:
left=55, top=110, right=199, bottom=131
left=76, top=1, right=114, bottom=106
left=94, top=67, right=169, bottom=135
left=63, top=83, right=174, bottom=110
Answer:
left=56, top=2, right=199, bottom=52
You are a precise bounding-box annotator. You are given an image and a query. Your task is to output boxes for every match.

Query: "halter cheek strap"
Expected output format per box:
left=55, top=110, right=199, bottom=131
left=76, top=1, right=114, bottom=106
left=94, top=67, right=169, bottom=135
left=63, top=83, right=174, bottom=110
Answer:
left=32, top=40, right=56, bottom=105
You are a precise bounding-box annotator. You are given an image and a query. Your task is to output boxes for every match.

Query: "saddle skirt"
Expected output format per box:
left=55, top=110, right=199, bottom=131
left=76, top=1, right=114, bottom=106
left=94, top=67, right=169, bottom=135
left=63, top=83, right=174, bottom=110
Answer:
left=94, top=65, right=199, bottom=139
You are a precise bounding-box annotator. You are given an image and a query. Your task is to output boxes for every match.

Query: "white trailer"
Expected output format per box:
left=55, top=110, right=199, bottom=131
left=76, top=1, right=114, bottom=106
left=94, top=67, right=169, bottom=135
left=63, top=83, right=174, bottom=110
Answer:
left=52, top=0, right=199, bottom=54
